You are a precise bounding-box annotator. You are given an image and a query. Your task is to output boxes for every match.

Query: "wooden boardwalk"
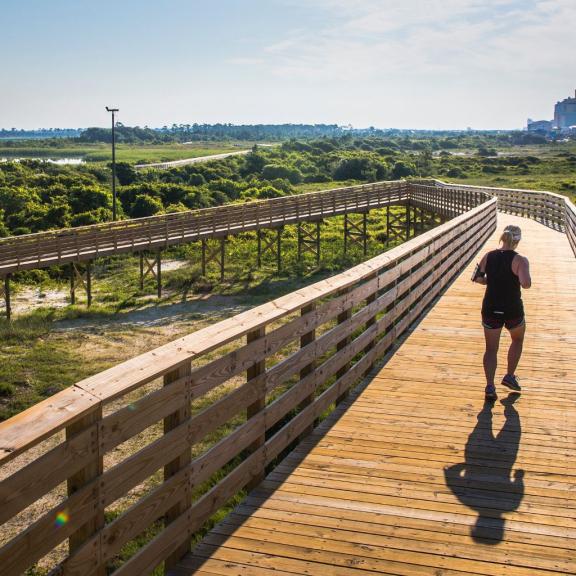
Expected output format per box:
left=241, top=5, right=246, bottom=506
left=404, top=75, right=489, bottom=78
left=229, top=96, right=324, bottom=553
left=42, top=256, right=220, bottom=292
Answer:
left=173, top=214, right=576, bottom=576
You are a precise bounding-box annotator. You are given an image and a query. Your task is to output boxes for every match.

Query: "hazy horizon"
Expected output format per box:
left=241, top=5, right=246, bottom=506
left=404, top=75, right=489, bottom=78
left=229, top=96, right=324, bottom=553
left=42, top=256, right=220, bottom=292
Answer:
left=2, top=0, right=575, bottom=131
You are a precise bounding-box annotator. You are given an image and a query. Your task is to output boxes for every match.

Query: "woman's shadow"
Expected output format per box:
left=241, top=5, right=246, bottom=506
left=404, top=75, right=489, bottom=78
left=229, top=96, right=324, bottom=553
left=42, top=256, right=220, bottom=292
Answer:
left=444, top=392, right=524, bottom=544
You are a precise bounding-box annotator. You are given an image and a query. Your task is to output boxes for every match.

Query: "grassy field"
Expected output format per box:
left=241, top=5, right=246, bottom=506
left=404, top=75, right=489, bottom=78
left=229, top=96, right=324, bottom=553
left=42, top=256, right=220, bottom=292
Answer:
left=0, top=141, right=254, bottom=164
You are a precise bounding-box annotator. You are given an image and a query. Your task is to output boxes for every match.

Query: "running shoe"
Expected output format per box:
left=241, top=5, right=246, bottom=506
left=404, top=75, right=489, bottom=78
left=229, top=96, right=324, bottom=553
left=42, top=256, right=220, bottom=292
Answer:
left=502, top=374, right=521, bottom=391
left=485, top=384, right=497, bottom=401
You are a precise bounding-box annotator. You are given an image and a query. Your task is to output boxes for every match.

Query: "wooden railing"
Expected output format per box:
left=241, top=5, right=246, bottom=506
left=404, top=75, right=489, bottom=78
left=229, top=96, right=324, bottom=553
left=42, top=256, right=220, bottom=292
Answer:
left=432, top=180, right=568, bottom=231
left=565, top=196, right=576, bottom=257
left=2, top=178, right=573, bottom=276
left=0, top=181, right=408, bottom=274
left=431, top=179, right=576, bottom=257
left=0, top=189, right=495, bottom=576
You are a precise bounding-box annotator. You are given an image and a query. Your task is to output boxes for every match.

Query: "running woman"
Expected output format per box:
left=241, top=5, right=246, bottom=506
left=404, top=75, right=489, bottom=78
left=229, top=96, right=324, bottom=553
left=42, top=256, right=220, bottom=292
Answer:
left=473, top=225, right=531, bottom=401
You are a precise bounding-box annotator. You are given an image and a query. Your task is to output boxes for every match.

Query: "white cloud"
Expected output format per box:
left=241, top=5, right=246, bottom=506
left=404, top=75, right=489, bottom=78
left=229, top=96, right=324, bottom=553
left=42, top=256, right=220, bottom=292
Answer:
left=248, top=0, right=576, bottom=82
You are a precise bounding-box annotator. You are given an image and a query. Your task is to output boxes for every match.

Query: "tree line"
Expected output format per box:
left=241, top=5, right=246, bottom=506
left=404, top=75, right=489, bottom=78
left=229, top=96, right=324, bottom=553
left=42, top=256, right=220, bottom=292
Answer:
left=1, top=135, right=574, bottom=238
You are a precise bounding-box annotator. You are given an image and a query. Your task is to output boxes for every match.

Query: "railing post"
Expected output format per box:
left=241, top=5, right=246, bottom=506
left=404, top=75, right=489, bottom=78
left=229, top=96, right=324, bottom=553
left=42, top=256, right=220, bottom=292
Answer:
left=336, top=288, right=353, bottom=405
left=246, top=327, right=266, bottom=490
left=298, top=303, right=316, bottom=439
left=363, top=271, right=379, bottom=375
left=66, top=405, right=105, bottom=575
left=163, top=362, right=192, bottom=570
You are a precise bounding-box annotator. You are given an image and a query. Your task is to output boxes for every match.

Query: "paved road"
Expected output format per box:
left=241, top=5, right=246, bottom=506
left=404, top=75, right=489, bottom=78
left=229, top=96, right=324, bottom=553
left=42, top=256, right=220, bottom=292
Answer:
left=134, top=149, right=251, bottom=170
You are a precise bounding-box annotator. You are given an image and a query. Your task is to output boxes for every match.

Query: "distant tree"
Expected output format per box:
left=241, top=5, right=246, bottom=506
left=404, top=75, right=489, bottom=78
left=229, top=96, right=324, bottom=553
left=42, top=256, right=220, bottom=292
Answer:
left=391, top=161, right=416, bottom=179
left=262, top=164, right=302, bottom=184
left=242, top=151, right=267, bottom=176
left=68, top=185, right=112, bottom=213
left=477, top=145, right=497, bottom=157
left=187, top=173, right=206, bottom=186
left=257, top=186, right=285, bottom=199
left=43, top=199, right=71, bottom=229
left=71, top=208, right=111, bottom=227
left=164, top=202, right=189, bottom=213
left=113, top=162, right=137, bottom=186
left=131, top=195, right=164, bottom=217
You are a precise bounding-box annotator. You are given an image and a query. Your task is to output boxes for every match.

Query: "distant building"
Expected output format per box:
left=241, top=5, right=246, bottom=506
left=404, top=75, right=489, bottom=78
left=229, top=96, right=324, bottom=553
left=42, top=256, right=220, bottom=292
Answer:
left=527, top=119, right=553, bottom=132
left=554, top=90, right=576, bottom=130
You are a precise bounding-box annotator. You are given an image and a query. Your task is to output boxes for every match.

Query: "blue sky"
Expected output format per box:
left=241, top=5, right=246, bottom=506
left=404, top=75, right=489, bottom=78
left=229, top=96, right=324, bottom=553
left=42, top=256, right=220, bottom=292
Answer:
left=1, top=0, right=575, bottom=130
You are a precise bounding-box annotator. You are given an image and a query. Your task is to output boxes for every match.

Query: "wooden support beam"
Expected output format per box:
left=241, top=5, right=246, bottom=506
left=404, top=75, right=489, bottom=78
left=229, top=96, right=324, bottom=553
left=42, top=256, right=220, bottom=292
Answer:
left=1, top=274, right=11, bottom=321
left=156, top=249, right=162, bottom=298
left=70, top=262, right=92, bottom=306
left=277, top=227, right=282, bottom=272
left=139, top=251, right=145, bottom=290
left=200, top=238, right=226, bottom=281
left=220, top=238, right=225, bottom=282
left=256, top=228, right=282, bottom=273
left=387, top=207, right=408, bottom=245
left=201, top=239, right=207, bottom=276
left=139, top=251, right=161, bottom=297
left=70, top=262, right=76, bottom=305
left=246, top=327, right=266, bottom=490
left=343, top=212, right=368, bottom=256
left=405, top=204, right=412, bottom=239
left=86, top=261, right=92, bottom=307
left=297, top=221, right=321, bottom=265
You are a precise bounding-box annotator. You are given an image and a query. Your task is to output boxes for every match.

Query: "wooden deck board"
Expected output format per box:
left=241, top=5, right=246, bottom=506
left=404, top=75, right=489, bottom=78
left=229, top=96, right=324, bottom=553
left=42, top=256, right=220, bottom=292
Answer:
left=172, top=214, right=575, bottom=575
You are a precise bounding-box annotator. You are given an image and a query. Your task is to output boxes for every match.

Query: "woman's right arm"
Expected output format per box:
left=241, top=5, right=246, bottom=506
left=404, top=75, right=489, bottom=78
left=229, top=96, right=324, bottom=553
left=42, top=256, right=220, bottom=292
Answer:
left=514, top=255, right=531, bottom=289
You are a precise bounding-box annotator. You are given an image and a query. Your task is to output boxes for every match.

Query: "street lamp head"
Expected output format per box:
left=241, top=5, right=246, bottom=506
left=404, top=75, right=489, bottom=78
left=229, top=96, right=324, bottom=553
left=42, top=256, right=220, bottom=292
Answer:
left=105, top=106, right=119, bottom=112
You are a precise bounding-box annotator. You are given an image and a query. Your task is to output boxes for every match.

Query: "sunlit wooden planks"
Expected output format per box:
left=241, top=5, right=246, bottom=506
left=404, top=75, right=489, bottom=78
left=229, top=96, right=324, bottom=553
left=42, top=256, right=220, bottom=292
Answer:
left=175, top=214, right=575, bottom=576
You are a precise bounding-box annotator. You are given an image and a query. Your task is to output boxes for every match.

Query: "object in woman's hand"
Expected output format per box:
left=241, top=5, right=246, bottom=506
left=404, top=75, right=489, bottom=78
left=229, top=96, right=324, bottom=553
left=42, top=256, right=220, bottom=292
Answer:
left=471, top=264, right=485, bottom=282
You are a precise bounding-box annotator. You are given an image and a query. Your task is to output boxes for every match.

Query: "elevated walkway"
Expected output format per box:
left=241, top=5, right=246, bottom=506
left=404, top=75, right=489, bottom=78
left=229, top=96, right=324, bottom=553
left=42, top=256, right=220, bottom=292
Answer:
left=1, top=184, right=574, bottom=576
left=173, top=215, right=576, bottom=575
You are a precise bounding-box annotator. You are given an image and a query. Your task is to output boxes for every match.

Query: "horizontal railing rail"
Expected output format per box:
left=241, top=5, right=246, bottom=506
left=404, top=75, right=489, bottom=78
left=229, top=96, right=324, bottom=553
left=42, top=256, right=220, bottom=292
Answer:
left=430, top=179, right=576, bottom=258
left=432, top=179, right=569, bottom=232
left=0, top=181, right=409, bottom=274
left=0, top=188, right=495, bottom=575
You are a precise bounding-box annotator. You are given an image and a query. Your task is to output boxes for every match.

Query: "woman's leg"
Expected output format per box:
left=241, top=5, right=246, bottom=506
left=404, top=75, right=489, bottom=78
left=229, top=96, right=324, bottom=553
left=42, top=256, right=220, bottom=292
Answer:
left=507, top=323, right=525, bottom=376
left=483, top=327, right=502, bottom=387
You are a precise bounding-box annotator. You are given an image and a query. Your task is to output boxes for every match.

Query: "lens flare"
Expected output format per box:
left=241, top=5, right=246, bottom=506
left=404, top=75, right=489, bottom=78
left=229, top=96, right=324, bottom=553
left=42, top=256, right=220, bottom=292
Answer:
left=55, top=511, right=69, bottom=527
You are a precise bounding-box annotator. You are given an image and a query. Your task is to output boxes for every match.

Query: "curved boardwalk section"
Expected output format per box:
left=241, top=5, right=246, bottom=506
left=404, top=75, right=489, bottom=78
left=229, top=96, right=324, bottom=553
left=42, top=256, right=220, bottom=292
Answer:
left=173, top=214, right=575, bottom=576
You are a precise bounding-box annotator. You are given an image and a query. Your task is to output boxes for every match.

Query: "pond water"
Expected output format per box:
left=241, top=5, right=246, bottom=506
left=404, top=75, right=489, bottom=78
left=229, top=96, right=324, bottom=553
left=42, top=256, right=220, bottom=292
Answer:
left=0, top=157, right=85, bottom=164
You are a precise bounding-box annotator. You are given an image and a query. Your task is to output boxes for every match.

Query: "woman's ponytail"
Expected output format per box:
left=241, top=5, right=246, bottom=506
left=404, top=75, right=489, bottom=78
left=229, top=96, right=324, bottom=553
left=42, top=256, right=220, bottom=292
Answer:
left=500, top=225, right=522, bottom=247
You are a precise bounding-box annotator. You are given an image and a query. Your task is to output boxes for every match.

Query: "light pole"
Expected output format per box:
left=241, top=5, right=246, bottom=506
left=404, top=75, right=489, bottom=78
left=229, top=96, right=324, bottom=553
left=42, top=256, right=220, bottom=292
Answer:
left=105, top=106, right=119, bottom=221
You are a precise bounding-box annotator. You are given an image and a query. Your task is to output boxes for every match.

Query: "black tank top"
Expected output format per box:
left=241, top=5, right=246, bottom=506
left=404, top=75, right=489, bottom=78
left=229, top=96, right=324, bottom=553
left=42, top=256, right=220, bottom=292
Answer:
left=482, top=250, right=524, bottom=319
